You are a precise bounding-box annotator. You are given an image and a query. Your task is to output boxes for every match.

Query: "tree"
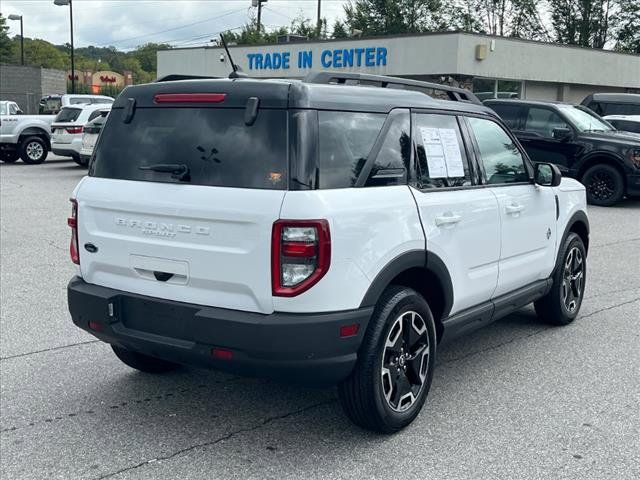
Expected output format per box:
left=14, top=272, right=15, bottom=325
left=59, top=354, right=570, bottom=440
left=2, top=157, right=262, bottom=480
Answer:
left=343, top=0, right=446, bottom=36
left=611, top=0, right=640, bottom=53
left=0, top=14, right=13, bottom=63
left=332, top=20, right=350, bottom=38
left=130, top=42, right=171, bottom=73
left=549, top=0, right=615, bottom=48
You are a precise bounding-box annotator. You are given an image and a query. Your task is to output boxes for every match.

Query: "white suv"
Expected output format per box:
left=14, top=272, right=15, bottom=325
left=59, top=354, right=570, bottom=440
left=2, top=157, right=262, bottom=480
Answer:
left=67, top=73, right=589, bottom=433
left=51, top=103, right=111, bottom=165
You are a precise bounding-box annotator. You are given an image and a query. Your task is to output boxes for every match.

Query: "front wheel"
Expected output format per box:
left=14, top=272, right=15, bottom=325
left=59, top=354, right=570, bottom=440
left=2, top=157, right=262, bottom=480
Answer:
left=19, top=136, right=47, bottom=164
left=582, top=164, right=624, bottom=206
left=535, top=232, right=587, bottom=325
left=338, top=286, right=436, bottom=433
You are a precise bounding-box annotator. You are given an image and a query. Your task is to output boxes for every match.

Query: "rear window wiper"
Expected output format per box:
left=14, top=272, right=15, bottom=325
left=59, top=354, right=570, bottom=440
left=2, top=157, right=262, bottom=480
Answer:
left=139, top=163, right=190, bottom=182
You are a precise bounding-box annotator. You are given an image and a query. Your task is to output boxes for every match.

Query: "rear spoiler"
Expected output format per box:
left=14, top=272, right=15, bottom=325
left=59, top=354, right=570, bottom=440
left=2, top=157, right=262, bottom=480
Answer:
left=304, top=71, right=482, bottom=105
left=156, top=74, right=221, bottom=82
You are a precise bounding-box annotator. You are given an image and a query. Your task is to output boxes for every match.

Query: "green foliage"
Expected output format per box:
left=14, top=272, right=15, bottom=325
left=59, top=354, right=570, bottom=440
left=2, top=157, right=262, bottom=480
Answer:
left=332, top=20, right=350, bottom=38
left=549, top=0, right=614, bottom=48
left=0, top=14, right=13, bottom=62
left=343, top=0, right=446, bottom=36
left=612, top=0, right=640, bottom=53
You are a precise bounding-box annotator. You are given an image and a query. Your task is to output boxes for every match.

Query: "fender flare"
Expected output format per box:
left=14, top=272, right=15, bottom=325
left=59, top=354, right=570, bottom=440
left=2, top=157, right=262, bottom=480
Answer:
left=576, top=151, right=625, bottom=178
left=555, top=210, right=590, bottom=266
left=359, top=250, right=454, bottom=319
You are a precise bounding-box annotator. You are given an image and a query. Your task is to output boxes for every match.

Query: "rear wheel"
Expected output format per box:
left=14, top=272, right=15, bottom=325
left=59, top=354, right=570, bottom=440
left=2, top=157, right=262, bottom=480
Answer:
left=338, top=286, right=436, bottom=433
left=535, top=232, right=586, bottom=325
left=19, top=136, right=47, bottom=164
left=1, top=151, right=19, bottom=163
left=582, top=164, right=624, bottom=206
left=111, top=345, right=180, bottom=373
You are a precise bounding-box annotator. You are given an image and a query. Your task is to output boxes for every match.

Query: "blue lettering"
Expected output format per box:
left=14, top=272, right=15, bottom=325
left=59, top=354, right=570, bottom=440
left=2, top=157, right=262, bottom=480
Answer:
left=264, top=53, right=272, bottom=69
left=376, top=47, right=387, bottom=66
left=299, top=51, right=313, bottom=68
left=247, top=53, right=256, bottom=70
left=365, top=48, right=375, bottom=67
left=282, top=52, right=290, bottom=69
left=321, top=50, right=332, bottom=68
left=333, top=49, right=342, bottom=68
left=342, top=49, right=354, bottom=67
left=255, top=54, right=263, bottom=69
left=272, top=53, right=282, bottom=69
left=355, top=48, right=365, bottom=67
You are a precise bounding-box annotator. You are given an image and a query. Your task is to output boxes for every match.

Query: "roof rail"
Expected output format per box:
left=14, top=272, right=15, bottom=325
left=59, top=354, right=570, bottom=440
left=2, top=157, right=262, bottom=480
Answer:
left=156, top=74, right=221, bottom=82
left=303, top=71, right=482, bottom=105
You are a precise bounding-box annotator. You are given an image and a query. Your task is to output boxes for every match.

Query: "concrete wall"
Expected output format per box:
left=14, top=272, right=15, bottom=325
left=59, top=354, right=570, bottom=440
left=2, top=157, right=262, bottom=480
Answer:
left=522, top=81, right=630, bottom=103
left=0, top=65, right=66, bottom=114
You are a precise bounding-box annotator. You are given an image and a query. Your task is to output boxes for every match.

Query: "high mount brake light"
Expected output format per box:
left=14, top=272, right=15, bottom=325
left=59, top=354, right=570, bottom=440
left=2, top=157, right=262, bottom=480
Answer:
left=68, top=199, right=79, bottom=265
left=153, top=93, right=226, bottom=104
left=271, top=220, right=331, bottom=297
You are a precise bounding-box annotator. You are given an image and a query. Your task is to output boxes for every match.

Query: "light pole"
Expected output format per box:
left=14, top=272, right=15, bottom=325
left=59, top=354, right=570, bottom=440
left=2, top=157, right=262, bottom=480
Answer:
left=54, top=0, right=75, bottom=94
left=251, top=0, right=267, bottom=34
left=7, top=14, right=23, bottom=65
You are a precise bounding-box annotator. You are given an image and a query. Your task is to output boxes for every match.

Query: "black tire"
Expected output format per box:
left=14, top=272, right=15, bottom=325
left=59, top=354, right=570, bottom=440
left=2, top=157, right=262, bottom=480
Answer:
left=534, top=232, right=587, bottom=325
left=73, top=155, right=87, bottom=167
left=1, top=151, right=19, bottom=163
left=582, top=164, right=624, bottom=206
left=111, top=345, right=179, bottom=374
left=338, top=286, right=437, bottom=433
left=19, top=136, right=47, bottom=164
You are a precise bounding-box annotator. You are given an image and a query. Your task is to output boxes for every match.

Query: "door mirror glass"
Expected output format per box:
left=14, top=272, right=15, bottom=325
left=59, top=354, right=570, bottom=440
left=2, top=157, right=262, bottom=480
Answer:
left=534, top=162, right=562, bottom=187
left=552, top=127, right=572, bottom=141
left=16, top=109, right=23, bottom=115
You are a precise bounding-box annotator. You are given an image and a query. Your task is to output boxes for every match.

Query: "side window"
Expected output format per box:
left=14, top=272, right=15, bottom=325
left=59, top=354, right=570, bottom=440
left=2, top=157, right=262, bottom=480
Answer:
left=468, top=117, right=530, bottom=185
left=587, top=101, right=604, bottom=115
left=88, top=110, right=103, bottom=122
left=413, top=113, right=471, bottom=189
left=365, top=111, right=410, bottom=187
left=524, top=107, right=569, bottom=138
left=488, top=104, right=523, bottom=130
left=318, top=111, right=385, bottom=188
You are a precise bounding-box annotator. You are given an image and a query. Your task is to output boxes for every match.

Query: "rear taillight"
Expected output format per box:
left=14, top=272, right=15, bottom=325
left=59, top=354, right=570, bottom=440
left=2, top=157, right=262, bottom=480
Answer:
left=66, top=127, right=83, bottom=134
left=271, top=220, right=331, bottom=296
left=68, top=199, right=79, bottom=265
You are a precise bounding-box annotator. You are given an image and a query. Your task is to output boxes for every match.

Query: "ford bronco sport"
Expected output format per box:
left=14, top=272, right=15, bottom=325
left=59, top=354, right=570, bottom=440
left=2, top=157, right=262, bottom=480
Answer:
left=67, top=72, right=589, bottom=433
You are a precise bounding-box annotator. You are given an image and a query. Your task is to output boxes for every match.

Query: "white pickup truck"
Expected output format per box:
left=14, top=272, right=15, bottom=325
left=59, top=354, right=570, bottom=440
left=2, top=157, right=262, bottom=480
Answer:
left=1, top=100, right=55, bottom=164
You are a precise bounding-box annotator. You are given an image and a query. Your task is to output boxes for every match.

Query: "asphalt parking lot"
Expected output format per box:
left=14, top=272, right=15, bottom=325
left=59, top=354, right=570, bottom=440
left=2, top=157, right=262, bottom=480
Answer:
left=1, top=155, right=639, bottom=480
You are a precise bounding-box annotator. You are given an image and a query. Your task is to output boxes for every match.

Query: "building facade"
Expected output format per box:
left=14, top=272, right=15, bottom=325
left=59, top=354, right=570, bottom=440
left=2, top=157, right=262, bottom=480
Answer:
left=67, top=69, right=134, bottom=93
left=0, top=64, right=66, bottom=114
left=158, top=32, right=640, bottom=103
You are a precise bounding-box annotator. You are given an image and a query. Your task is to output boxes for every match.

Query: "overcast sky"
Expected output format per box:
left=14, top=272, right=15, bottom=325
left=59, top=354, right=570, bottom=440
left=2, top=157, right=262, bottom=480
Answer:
left=1, top=0, right=348, bottom=50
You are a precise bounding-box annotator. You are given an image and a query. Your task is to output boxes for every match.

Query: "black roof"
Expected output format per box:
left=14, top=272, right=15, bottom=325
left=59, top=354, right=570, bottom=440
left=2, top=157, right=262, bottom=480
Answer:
left=484, top=98, right=574, bottom=108
left=582, top=93, right=640, bottom=104
left=113, top=76, right=494, bottom=116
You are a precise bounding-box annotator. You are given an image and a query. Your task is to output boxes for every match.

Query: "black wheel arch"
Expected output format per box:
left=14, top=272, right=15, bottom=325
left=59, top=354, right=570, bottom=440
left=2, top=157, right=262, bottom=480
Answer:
left=19, top=128, right=51, bottom=150
left=359, top=250, right=454, bottom=342
left=577, top=153, right=627, bottom=184
left=556, top=210, right=590, bottom=268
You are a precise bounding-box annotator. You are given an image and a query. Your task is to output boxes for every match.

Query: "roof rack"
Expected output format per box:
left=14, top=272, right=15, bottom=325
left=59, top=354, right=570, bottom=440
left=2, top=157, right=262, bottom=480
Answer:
left=304, top=71, right=482, bottom=105
left=156, top=74, right=221, bottom=82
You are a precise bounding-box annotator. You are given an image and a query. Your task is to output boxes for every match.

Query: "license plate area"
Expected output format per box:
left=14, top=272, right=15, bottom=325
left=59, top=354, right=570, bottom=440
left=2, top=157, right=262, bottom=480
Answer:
left=120, top=296, right=197, bottom=341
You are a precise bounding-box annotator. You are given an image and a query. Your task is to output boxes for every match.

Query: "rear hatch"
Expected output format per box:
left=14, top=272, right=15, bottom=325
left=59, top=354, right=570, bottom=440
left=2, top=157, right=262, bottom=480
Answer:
left=76, top=81, right=290, bottom=314
left=52, top=107, right=83, bottom=143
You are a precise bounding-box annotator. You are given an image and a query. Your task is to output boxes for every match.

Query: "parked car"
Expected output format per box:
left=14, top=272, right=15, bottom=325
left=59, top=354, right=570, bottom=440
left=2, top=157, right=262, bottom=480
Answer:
left=485, top=99, right=640, bottom=206
left=0, top=100, right=55, bottom=164
left=67, top=72, right=589, bottom=433
left=39, top=94, right=114, bottom=115
left=78, top=110, right=109, bottom=167
left=603, top=115, right=640, bottom=135
left=581, top=93, right=640, bottom=117
left=51, top=103, right=112, bottom=165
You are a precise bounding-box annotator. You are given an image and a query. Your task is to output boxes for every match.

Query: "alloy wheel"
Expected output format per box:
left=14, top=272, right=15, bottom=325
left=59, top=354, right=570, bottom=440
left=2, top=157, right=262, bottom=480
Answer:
left=562, top=247, right=584, bottom=313
left=26, top=141, right=44, bottom=161
left=587, top=170, right=615, bottom=201
left=380, top=310, right=430, bottom=412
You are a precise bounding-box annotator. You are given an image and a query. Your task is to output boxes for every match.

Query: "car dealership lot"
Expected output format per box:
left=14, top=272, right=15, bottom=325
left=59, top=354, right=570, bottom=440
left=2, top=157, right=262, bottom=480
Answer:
left=1, top=156, right=638, bottom=480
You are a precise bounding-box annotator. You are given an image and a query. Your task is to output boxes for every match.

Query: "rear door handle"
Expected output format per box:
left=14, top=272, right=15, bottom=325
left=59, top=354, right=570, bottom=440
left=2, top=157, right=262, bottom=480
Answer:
left=505, top=203, right=525, bottom=214
left=435, top=214, right=462, bottom=227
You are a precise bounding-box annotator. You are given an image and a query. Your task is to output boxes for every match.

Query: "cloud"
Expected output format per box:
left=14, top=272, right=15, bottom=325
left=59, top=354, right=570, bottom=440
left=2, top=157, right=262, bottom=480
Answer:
left=2, top=0, right=348, bottom=50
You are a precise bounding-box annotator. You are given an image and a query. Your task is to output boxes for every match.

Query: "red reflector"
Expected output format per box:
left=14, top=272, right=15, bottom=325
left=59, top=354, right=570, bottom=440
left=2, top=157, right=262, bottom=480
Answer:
left=89, top=321, right=103, bottom=332
left=340, top=324, right=359, bottom=338
left=282, top=241, right=316, bottom=257
left=154, top=93, right=226, bottom=104
left=68, top=198, right=79, bottom=265
left=211, top=348, right=233, bottom=360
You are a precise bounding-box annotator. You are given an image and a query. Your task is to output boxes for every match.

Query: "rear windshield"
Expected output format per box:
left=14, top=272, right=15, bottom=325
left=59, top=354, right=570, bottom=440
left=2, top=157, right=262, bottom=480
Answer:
left=55, top=107, right=82, bottom=123
left=91, top=108, right=287, bottom=190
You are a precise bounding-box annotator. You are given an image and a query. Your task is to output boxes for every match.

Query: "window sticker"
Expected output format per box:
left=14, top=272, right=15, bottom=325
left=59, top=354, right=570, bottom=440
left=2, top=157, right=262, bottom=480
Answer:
left=419, top=126, right=465, bottom=178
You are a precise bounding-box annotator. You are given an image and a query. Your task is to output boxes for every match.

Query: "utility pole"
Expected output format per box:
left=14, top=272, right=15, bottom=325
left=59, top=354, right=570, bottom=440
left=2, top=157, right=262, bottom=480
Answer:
left=317, top=0, right=322, bottom=38
left=252, top=0, right=267, bottom=34
left=7, top=15, right=23, bottom=65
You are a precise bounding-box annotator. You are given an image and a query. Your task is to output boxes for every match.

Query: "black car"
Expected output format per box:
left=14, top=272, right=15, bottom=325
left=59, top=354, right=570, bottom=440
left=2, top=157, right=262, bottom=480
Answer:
left=485, top=99, right=640, bottom=206
left=581, top=93, right=640, bottom=117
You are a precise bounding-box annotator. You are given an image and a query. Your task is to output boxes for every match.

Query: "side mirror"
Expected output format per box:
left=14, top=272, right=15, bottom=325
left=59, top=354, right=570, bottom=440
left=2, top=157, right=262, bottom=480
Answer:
left=552, top=127, right=572, bottom=141
left=534, top=162, right=562, bottom=187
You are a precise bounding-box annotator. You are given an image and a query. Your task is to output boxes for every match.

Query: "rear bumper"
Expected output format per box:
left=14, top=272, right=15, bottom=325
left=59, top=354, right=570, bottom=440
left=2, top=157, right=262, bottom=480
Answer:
left=67, top=277, right=372, bottom=385
left=52, top=147, right=79, bottom=159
